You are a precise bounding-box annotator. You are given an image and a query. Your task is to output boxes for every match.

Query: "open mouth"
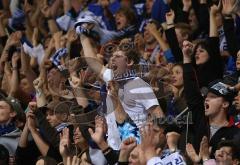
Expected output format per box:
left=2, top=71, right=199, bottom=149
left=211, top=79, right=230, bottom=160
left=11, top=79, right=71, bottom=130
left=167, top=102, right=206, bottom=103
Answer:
left=205, top=103, right=209, bottom=110
left=216, top=153, right=223, bottom=159
left=111, top=63, right=118, bottom=71
left=116, top=21, right=122, bottom=29
left=195, top=56, right=199, bottom=61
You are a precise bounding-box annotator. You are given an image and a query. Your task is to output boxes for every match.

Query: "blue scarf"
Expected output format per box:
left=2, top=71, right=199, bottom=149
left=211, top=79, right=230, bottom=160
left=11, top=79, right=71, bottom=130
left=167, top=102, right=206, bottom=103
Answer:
left=50, top=48, right=68, bottom=69
left=0, top=122, right=16, bottom=136
left=113, top=69, right=137, bottom=82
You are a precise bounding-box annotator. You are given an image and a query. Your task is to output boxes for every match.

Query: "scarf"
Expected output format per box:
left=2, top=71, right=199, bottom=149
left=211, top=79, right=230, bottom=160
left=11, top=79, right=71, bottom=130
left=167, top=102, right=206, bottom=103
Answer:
left=113, top=69, right=137, bottom=82
left=0, top=122, right=16, bottom=136
left=50, top=48, right=68, bottom=68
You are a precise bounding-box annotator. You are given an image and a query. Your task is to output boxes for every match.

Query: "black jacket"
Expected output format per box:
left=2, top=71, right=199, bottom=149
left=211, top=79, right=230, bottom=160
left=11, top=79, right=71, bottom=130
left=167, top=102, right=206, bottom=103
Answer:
left=166, top=25, right=224, bottom=87
left=183, top=63, right=240, bottom=156
left=223, top=17, right=240, bottom=58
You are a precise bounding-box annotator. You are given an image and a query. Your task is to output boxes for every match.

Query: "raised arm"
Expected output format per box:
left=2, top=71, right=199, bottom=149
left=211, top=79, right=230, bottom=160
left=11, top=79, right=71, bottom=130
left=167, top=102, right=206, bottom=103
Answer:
left=9, top=52, right=20, bottom=97
left=18, top=119, right=29, bottom=148
left=69, top=73, right=89, bottom=108
left=21, top=46, right=36, bottom=92
left=108, top=81, right=128, bottom=124
left=27, top=109, right=50, bottom=156
left=80, top=34, right=107, bottom=80
left=182, top=40, right=208, bottom=152
left=208, top=5, right=223, bottom=75
left=222, top=0, right=240, bottom=57
left=182, top=40, right=203, bottom=111
left=209, top=5, right=219, bottom=38
left=165, top=10, right=183, bottom=62
left=181, top=0, right=192, bottom=23
left=197, top=0, right=210, bottom=35
left=146, top=23, right=169, bottom=52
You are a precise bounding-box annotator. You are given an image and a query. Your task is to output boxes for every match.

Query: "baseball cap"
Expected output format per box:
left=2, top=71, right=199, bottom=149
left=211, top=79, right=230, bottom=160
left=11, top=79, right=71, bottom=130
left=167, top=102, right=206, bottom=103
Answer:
left=0, top=95, right=24, bottom=117
left=207, top=80, right=237, bottom=103
left=3, top=97, right=23, bottom=115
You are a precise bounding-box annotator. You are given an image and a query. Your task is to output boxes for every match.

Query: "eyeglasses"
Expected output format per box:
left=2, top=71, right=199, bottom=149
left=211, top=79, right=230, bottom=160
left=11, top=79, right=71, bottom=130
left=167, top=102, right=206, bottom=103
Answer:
left=100, top=41, right=135, bottom=58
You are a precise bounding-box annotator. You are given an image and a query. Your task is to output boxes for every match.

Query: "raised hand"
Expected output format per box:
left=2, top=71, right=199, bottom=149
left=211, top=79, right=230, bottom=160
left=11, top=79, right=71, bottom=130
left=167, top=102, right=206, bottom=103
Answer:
left=26, top=110, right=37, bottom=132
left=33, top=77, right=44, bottom=91
left=88, top=116, right=108, bottom=148
left=199, top=136, right=210, bottom=161
left=24, top=0, right=32, bottom=13
left=222, top=0, right=235, bottom=15
left=210, top=4, right=220, bottom=16
left=145, top=23, right=158, bottom=36
left=6, top=32, right=21, bottom=46
left=119, top=137, right=137, bottom=162
left=140, top=123, right=159, bottom=161
left=182, top=40, right=193, bottom=63
left=28, top=101, right=38, bottom=112
left=59, top=128, right=71, bottom=157
left=69, top=73, right=83, bottom=88
left=66, top=156, right=81, bottom=165
left=41, top=4, right=51, bottom=18
left=165, top=10, right=175, bottom=25
left=11, top=52, right=20, bottom=68
left=182, top=0, right=192, bottom=11
left=99, top=0, right=110, bottom=8
left=66, top=29, right=78, bottom=43
left=75, top=23, right=91, bottom=36
left=186, top=143, right=201, bottom=163
left=65, top=58, right=82, bottom=76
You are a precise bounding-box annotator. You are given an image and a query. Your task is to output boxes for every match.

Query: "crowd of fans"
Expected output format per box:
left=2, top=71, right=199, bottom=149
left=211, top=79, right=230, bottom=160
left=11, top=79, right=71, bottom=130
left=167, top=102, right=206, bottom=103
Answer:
left=0, top=0, right=240, bottom=164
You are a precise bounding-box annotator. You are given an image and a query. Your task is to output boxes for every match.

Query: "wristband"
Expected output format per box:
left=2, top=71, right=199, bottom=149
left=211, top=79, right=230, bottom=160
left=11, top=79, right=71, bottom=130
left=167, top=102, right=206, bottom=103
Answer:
left=223, top=14, right=233, bottom=19
left=167, top=23, right=174, bottom=26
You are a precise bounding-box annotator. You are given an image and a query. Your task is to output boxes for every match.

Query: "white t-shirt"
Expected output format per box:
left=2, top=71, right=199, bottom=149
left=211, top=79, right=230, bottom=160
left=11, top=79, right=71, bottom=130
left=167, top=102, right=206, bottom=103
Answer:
left=107, top=77, right=159, bottom=128
left=120, top=77, right=159, bottom=127
left=105, top=70, right=159, bottom=149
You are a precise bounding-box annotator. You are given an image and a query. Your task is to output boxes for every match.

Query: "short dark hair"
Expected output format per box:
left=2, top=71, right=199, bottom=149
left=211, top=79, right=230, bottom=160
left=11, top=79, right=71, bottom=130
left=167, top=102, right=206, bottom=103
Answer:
left=175, top=23, right=191, bottom=39
left=115, top=7, right=137, bottom=26
left=217, top=140, right=240, bottom=160
left=125, top=49, right=140, bottom=64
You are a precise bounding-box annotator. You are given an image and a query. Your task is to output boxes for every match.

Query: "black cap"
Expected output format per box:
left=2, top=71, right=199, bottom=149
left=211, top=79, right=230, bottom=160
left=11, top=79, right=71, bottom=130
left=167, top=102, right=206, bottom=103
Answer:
left=207, top=79, right=237, bottom=103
